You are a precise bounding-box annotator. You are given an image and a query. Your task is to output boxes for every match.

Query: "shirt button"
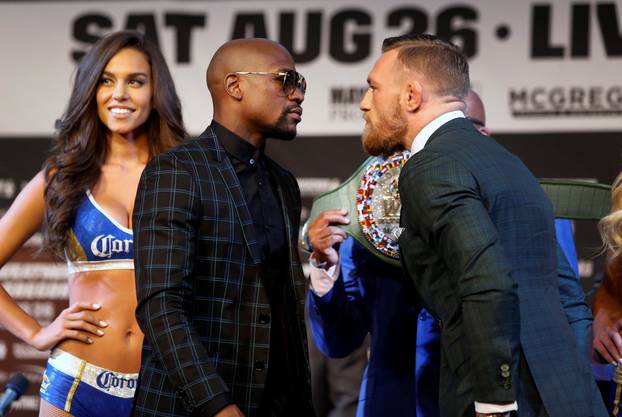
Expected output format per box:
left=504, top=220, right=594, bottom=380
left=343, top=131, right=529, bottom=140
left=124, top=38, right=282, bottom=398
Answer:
left=254, top=361, right=265, bottom=372
left=249, top=158, right=255, bottom=165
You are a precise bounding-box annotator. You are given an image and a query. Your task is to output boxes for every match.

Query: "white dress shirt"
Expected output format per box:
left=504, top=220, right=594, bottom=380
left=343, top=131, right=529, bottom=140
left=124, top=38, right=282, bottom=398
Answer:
left=410, top=110, right=464, bottom=154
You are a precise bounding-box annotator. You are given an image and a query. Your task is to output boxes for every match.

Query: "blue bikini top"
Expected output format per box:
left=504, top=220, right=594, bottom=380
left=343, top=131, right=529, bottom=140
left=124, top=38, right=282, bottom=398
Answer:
left=65, top=191, right=134, bottom=273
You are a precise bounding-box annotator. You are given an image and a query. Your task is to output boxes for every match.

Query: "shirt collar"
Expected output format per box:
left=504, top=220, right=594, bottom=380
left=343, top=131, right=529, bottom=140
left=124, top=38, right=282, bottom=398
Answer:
left=211, top=120, right=262, bottom=165
left=410, top=110, right=464, bottom=155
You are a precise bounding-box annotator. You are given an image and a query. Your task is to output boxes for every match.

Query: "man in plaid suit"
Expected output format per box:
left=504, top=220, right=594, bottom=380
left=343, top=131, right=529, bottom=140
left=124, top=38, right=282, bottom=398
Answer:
left=355, top=34, right=605, bottom=417
left=132, top=38, right=314, bottom=417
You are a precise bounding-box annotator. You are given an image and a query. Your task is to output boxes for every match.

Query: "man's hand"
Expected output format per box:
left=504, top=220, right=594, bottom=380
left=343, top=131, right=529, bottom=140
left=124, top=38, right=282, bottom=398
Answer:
left=308, top=209, right=349, bottom=268
left=593, top=309, right=622, bottom=365
left=214, top=404, right=245, bottom=417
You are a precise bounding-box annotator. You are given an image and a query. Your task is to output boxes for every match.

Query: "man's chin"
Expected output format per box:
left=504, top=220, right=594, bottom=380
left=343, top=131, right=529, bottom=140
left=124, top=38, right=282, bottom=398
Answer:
left=362, top=134, right=405, bottom=157
left=269, top=127, right=297, bottom=141
left=362, top=133, right=384, bottom=156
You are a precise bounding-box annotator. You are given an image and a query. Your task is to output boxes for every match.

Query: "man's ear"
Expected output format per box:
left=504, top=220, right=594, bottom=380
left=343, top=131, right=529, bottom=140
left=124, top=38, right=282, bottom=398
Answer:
left=404, top=81, right=423, bottom=112
left=224, top=74, right=243, bottom=100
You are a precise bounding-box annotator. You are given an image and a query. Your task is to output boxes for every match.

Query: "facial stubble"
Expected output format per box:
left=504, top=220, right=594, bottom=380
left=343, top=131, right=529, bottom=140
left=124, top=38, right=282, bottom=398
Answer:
left=361, top=97, right=407, bottom=157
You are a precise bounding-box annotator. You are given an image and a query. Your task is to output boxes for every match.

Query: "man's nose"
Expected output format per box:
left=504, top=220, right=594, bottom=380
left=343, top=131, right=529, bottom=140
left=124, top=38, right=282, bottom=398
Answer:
left=289, top=86, right=305, bottom=104
left=360, top=89, right=371, bottom=111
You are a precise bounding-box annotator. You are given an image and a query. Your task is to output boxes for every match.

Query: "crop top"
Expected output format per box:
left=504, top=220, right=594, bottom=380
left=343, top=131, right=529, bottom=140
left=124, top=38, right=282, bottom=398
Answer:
left=64, top=191, right=134, bottom=273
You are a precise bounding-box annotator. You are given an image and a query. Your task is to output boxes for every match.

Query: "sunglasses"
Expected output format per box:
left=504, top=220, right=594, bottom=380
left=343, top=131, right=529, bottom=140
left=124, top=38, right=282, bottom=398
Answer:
left=230, top=69, right=307, bottom=95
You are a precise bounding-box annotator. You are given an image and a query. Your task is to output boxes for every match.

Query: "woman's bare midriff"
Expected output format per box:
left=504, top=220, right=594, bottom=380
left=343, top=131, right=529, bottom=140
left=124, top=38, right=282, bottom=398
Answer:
left=58, top=269, right=143, bottom=373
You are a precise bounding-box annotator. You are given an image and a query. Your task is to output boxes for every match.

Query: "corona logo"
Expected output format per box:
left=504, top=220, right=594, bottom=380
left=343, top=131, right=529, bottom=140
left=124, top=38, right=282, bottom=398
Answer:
left=90, top=234, right=132, bottom=258
left=96, top=371, right=137, bottom=390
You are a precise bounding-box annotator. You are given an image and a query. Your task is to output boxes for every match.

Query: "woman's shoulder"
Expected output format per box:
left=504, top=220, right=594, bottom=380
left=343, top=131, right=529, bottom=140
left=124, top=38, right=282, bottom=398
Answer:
left=22, top=170, right=47, bottom=195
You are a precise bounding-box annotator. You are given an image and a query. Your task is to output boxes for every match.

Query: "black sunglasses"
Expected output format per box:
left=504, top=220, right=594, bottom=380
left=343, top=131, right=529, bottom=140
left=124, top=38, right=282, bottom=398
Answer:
left=230, top=69, right=307, bottom=95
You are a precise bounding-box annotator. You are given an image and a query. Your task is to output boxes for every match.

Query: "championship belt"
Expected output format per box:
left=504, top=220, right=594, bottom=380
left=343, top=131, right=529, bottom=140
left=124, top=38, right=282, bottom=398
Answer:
left=305, top=151, right=410, bottom=267
left=305, top=152, right=611, bottom=266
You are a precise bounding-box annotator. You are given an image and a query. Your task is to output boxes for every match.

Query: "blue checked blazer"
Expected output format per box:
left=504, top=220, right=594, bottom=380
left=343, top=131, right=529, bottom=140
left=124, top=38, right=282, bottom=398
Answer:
left=398, top=117, right=606, bottom=417
left=132, top=127, right=312, bottom=416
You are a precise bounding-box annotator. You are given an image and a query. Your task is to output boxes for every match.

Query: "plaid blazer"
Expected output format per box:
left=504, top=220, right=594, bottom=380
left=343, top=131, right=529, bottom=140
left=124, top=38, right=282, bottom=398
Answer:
left=132, top=127, right=312, bottom=416
left=398, top=118, right=606, bottom=417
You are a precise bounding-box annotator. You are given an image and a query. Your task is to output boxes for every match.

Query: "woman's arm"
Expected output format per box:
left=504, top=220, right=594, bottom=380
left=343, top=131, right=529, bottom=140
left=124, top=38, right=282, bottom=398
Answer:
left=592, top=255, right=622, bottom=364
left=0, top=171, right=105, bottom=350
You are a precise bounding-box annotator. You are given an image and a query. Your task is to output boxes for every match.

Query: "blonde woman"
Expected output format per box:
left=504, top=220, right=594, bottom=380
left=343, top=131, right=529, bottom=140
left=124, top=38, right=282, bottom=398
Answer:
left=593, top=172, right=622, bottom=364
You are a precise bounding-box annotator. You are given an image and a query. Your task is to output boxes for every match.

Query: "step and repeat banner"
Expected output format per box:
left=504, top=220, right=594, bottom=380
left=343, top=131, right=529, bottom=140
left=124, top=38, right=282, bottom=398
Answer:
left=1, top=0, right=622, bottom=135
left=0, top=0, right=621, bottom=415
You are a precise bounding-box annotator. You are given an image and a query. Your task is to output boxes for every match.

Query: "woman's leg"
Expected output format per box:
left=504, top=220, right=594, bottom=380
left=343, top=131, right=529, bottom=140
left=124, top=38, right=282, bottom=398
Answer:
left=39, top=399, right=73, bottom=417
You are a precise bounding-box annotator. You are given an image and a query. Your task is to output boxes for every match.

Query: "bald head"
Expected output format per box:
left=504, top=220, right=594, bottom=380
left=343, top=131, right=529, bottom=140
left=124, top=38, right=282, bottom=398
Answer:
left=205, top=38, right=304, bottom=147
left=464, top=89, right=490, bottom=136
left=207, top=38, right=293, bottom=104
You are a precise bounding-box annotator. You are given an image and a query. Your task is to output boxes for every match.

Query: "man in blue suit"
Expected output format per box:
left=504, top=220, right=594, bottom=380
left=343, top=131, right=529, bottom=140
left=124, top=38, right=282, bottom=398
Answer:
left=307, top=234, right=440, bottom=417
left=307, top=41, right=601, bottom=415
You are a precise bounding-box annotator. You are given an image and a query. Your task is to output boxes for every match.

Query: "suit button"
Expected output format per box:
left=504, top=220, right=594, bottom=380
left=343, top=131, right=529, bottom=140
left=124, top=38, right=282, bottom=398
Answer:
left=258, top=313, right=270, bottom=324
left=254, top=361, right=265, bottom=372
left=503, top=380, right=512, bottom=390
left=500, top=363, right=510, bottom=372
left=501, top=371, right=510, bottom=378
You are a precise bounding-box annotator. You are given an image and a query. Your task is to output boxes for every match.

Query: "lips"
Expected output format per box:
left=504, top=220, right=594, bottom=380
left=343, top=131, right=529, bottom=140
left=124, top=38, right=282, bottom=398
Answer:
left=288, top=107, right=303, bottom=122
left=110, top=108, right=132, bottom=114
left=108, top=106, right=135, bottom=119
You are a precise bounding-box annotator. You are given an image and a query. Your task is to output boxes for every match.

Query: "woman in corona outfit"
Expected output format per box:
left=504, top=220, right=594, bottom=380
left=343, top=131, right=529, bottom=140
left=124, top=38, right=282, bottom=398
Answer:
left=593, top=172, right=622, bottom=365
left=0, top=31, right=185, bottom=417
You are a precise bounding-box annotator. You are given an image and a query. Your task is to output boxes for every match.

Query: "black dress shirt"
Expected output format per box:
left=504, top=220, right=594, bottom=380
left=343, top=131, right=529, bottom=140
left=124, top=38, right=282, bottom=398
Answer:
left=211, top=121, right=286, bottom=261
left=210, top=122, right=300, bottom=417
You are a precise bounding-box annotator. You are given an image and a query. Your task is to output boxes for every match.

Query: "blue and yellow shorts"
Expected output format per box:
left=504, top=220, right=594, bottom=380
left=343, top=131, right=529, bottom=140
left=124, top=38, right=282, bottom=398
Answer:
left=39, top=349, right=138, bottom=417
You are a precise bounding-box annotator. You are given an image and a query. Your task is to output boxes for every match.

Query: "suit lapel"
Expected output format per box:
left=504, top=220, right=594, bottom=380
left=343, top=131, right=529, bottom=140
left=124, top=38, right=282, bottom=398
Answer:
left=201, top=127, right=262, bottom=265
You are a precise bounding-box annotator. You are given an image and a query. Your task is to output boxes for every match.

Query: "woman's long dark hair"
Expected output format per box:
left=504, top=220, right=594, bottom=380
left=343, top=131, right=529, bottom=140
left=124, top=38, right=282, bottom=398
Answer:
left=43, top=31, right=186, bottom=259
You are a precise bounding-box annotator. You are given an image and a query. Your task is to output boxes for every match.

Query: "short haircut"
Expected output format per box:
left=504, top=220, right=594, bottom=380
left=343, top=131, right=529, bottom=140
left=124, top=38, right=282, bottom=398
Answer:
left=382, top=34, right=469, bottom=99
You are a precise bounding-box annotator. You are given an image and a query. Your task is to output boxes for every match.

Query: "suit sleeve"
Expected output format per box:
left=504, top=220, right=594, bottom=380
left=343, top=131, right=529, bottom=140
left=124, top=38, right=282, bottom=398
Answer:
left=399, top=152, right=520, bottom=404
left=307, top=238, right=370, bottom=358
left=555, top=239, right=593, bottom=363
left=554, top=219, right=592, bottom=364
left=133, top=153, right=232, bottom=415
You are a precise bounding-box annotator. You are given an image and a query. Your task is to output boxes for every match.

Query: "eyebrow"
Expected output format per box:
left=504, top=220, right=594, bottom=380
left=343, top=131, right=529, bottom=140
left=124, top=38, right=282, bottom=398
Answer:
left=101, top=71, right=149, bottom=78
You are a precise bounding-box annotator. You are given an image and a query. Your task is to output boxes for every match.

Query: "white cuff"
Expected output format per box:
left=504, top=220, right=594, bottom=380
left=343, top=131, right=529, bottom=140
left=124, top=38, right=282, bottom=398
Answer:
left=474, top=401, right=517, bottom=413
left=308, top=253, right=340, bottom=297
